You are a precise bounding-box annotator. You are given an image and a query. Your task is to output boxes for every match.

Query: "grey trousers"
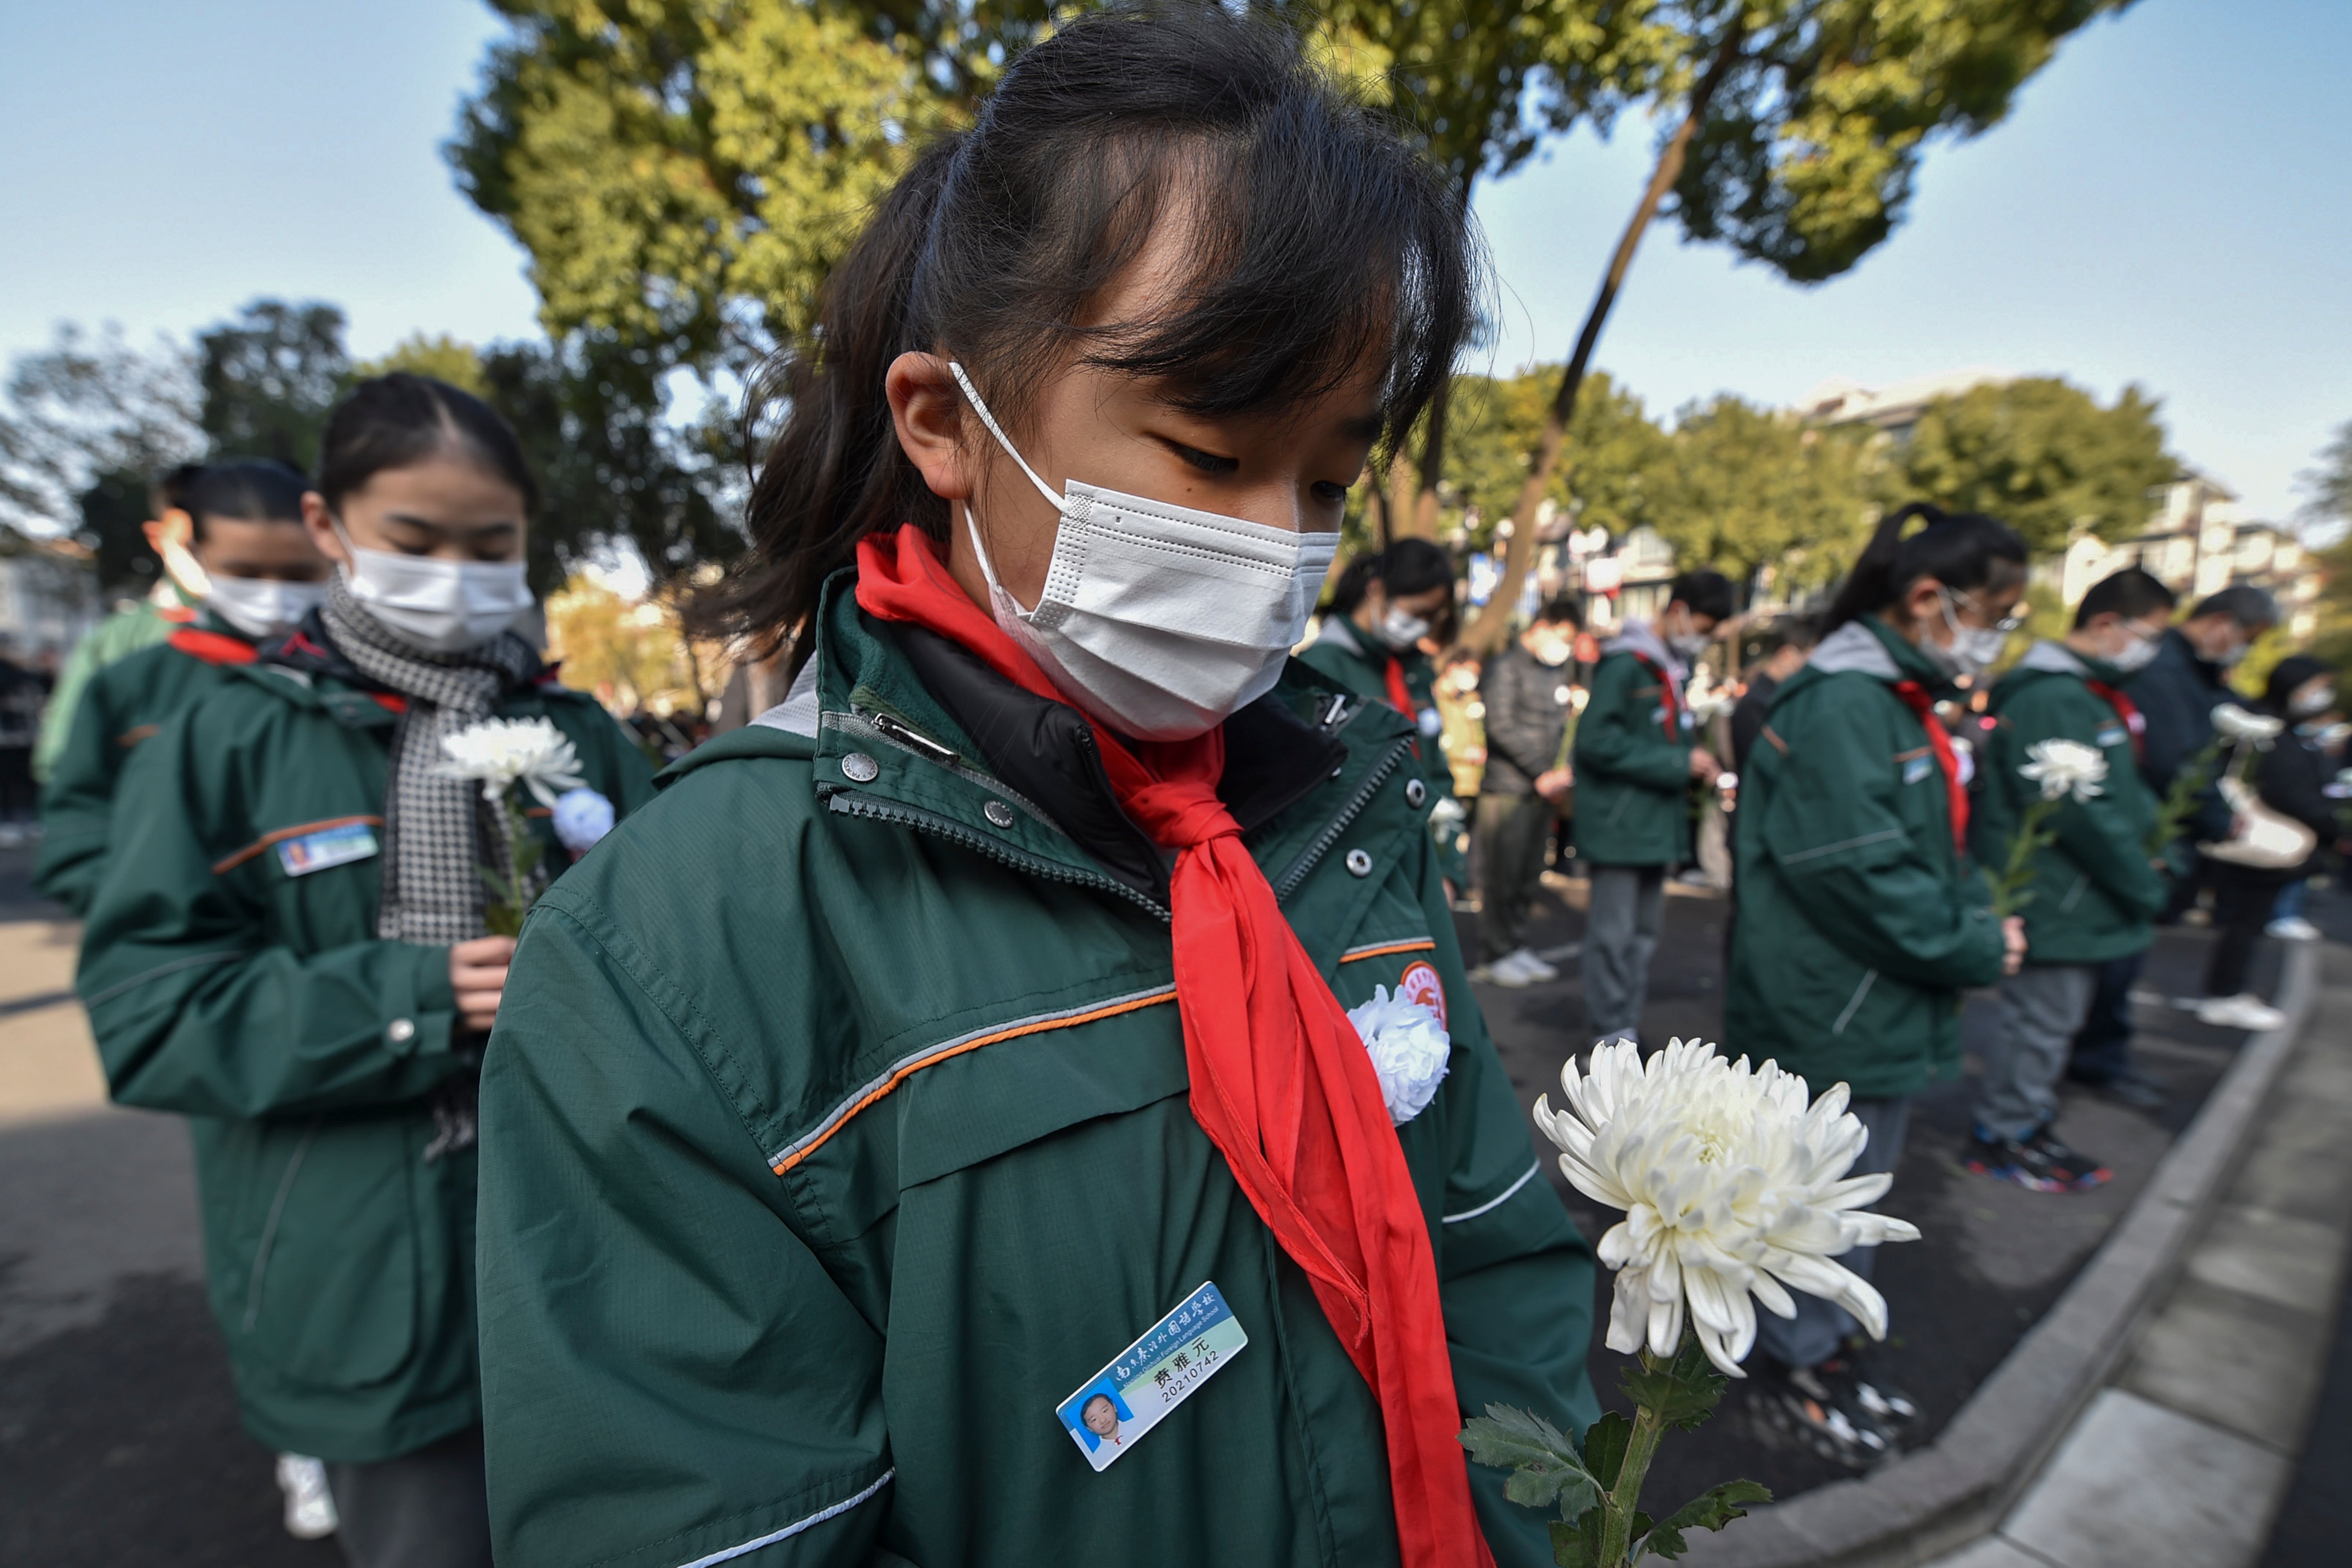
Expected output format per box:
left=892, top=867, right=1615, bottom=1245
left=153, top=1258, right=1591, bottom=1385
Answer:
left=1978, top=964, right=2098, bottom=1142
left=1583, top=864, right=1665, bottom=1044
left=327, top=1425, right=494, bottom=1568
left=1477, top=793, right=1554, bottom=960
left=1755, top=1096, right=1911, bottom=1370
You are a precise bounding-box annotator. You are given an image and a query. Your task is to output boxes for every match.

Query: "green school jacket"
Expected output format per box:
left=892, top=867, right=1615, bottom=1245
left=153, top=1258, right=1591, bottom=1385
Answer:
left=1725, top=617, right=2007, bottom=1100
left=1975, top=644, right=2166, bottom=965
left=32, top=590, right=186, bottom=781
left=1571, top=642, right=1693, bottom=867
left=475, top=579, right=1600, bottom=1568
left=1296, top=617, right=1469, bottom=886
left=35, top=613, right=257, bottom=916
left=73, top=641, right=655, bottom=1463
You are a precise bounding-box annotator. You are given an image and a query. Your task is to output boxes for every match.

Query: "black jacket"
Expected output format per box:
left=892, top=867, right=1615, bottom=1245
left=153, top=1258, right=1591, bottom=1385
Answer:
left=2257, top=724, right=2344, bottom=859
left=1479, top=644, right=1572, bottom=797
left=2127, top=628, right=2235, bottom=844
left=1730, top=673, right=1779, bottom=777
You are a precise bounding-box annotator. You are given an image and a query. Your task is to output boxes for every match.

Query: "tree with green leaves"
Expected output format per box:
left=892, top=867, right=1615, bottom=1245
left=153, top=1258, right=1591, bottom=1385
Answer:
left=1893, top=376, right=2175, bottom=553
left=1442, top=368, right=1667, bottom=550
left=2297, top=417, right=2352, bottom=535
left=1463, top=0, right=2142, bottom=650
left=196, top=299, right=351, bottom=471
left=1646, top=394, right=1875, bottom=590
left=0, top=323, right=203, bottom=541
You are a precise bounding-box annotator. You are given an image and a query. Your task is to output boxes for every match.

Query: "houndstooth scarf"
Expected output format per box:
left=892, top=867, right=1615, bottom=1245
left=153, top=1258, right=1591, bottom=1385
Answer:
left=322, top=574, right=542, bottom=946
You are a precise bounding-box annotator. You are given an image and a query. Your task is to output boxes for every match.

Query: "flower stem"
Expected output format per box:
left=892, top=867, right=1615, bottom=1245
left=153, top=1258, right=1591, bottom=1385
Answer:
left=1599, top=1355, right=1673, bottom=1566
left=1993, top=797, right=2055, bottom=917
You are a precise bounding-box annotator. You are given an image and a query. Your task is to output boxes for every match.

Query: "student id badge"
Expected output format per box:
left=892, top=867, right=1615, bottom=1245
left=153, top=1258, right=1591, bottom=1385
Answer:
left=1902, top=754, right=1935, bottom=786
left=1055, top=1281, right=1247, bottom=1472
left=276, top=820, right=379, bottom=877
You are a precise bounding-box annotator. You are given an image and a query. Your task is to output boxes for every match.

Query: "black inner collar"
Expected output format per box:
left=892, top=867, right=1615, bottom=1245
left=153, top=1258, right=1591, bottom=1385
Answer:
left=891, top=625, right=1344, bottom=901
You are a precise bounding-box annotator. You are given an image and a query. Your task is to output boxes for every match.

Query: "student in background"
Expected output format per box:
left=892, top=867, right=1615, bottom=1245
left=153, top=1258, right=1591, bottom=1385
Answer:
left=74, top=374, right=654, bottom=1568
left=2253, top=657, right=2347, bottom=944
left=31, top=465, right=208, bottom=783
left=1476, top=595, right=1581, bottom=986
left=1301, top=537, right=1470, bottom=887
left=36, top=459, right=330, bottom=916
left=1572, top=569, right=1733, bottom=1046
left=2069, top=584, right=2280, bottom=1076
left=1968, top=568, right=2175, bottom=1191
left=1729, top=617, right=1816, bottom=778
left=1727, top=503, right=2026, bottom=1468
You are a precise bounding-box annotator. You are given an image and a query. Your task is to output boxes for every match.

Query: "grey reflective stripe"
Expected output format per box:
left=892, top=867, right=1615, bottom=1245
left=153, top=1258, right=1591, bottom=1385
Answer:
left=672, top=1469, right=895, bottom=1568
left=1780, top=827, right=1905, bottom=866
left=765, top=984, right=1178, bottom=1170
left=80, top=949, right=245, bottom=1009
left=1443, top=1161, right=1541, bottom=1225
left=1832, top=970, right=1879, bottom=1036
left=2059, top=875, right=2089, bottom=912
left=752, top=652, right=821, bottom=738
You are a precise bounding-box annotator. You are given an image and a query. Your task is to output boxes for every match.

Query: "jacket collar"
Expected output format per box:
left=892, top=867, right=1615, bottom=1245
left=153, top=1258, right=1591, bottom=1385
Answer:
left=1602, top=617, right=1685, bottom=681
left=2018, top=638, right=2129, bottom=685
left=1807, top=615, right=1952, bottom=692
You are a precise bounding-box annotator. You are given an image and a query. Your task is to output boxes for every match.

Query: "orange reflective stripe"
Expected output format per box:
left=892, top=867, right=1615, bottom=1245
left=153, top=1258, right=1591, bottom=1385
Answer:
left=1340, top=938, right=1437, bottom=964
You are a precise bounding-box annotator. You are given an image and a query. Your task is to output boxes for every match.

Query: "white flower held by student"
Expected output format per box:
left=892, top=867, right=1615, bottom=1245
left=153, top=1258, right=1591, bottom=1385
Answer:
left=2211, top=702, right=2284, bottom=744
left=1535, top=1038, right=1918, bottom=1377
left=436, top=717, right=586, bottom=806
left=2017, top=737, right=2108, bottom=802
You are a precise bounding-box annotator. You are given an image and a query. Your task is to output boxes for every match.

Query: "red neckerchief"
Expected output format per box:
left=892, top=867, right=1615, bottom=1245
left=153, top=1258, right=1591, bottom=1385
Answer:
left=166, top=628, right=257, bottom=666
left=856, top=527, right=1490, bottom=1568
left=1892, top=681, right=1968, bottom=854
left=1630, top=652, right=1682, bottom=740
left=1379, top=653, right=1425, bottom=760
left=2084, top=680, right=2146, bottom=764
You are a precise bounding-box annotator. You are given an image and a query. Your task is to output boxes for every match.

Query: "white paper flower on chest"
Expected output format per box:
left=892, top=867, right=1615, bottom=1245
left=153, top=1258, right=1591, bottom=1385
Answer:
left=1345, top=984, right=1451, bottom=1125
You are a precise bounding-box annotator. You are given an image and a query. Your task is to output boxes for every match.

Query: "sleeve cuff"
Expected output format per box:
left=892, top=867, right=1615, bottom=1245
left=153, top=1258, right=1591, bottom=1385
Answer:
left=383, top=943, right=459, bottom=1060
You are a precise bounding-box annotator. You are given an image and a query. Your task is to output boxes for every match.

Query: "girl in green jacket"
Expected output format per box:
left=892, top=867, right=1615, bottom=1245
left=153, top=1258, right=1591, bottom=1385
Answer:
left=76, top=374, right=655, bottom=1567
left=1298, top=538, right=1470, bottom=887
left=477, top=11, right=1599, bottom=1568
left=1725, top=502, right=2028, bottom=1468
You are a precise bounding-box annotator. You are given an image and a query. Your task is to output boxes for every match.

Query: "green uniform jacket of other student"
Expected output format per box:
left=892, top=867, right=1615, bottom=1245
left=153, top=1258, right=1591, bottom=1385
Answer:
left=35, top=611, right=256, bottom=916
left=1295, top=618, right=1470, bottom=887
left=1974, top=645, right=2167, bottom=966
left=1571, top=648, right=1692, bottom=867
left=73, top=652, right=655, bottom=1463
left=1726, top=616, right=2008, bottom=1100
left=31, top=589, right=187, bottom=781
left=475, top=575, right=1601, bottom=1568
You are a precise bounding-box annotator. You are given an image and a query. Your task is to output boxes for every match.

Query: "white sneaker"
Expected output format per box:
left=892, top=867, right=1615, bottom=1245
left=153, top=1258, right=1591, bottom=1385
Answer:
left=2265, top=916, right=2321, bottom=942
left=1503, top=946, right=1559, bottom=983
left=276, top=1453, right=339, bottom=1540
left=2196, top=993, right=2287, bottom=1032
left=1485, top=950, right=1537, bottom=988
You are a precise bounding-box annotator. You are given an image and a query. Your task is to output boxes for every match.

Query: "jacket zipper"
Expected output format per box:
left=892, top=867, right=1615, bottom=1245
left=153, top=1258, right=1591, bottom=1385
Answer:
left=829, top=709, right=1060, bottom=832
left=827, top=791, right=1172, bottom=921
left=1272, top=736, right=1414, bottom=900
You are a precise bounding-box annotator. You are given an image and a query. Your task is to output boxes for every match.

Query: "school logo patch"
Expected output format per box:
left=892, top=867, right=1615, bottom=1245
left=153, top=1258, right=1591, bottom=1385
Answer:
left=1398, top=960, right=1447, bottom=1028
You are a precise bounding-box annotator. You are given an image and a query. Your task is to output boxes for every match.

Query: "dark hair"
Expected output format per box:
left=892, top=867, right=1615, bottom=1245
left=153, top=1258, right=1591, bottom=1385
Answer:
left=1751, top=613, right=1818, bottom=659
left=2265, top=654, right=2336, bottom=715
left=2074, top=567, right=2176, bottom=630
left=1822, top=502, right=2028, bottom=635
left=2189, top=584, right=2279, bottom=631
left=1325, top=537, right=1456, bottom=618
left=692, top=4, right=1477, bottom=668
left=180, top=458, right=308, bottom=542
left=1668, top=569, right=1736, bottom=624
left=315, top=372, right=539, bottom=515
left=1533, top=594, right=1584, bottom=630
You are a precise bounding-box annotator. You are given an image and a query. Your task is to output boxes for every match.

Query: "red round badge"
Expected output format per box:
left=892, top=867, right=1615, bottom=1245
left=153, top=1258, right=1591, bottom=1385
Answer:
left=1398, top=960, right=1447, bottom=1029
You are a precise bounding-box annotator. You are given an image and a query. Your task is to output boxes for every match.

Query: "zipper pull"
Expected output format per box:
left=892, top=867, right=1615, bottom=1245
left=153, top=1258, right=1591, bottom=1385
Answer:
left=867, top=710, right=959, bottom=767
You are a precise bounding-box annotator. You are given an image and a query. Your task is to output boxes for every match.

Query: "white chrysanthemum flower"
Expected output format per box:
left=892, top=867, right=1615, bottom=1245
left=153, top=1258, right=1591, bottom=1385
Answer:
left=1345, top=984, right=1450, bottom=1125
left=2211, top=702, right=2284, bottom=743
left=1534, top=1038, right=1920, bottom=1377
left=2018, top=737, right=2108, bottom=802
left=436, top=717, right=586, bottom=808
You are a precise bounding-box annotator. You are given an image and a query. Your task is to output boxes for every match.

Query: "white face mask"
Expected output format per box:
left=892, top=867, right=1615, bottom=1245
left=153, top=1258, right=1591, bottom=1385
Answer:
left=949, top=363, right=1338, bottom=741
left=1376, top=606, right=1430, bottom=652
left=1924, top=590, right=2009, bottom=679
left=333, top=522, right=534, bottom=654
left=208, top=575, right=328, bottom=642
left=2108, top=625, right=2161, bottom=674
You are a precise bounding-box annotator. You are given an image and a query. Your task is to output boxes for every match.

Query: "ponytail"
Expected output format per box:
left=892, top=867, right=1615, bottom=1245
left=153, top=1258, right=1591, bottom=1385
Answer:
left=1821, top=502, right=2027, bottom=634
left=685, top=4, right=1476, bottom=676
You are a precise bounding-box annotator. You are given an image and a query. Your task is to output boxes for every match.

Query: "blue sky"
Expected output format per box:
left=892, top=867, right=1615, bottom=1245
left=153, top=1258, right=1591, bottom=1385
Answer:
left=3, top=0, right=2346, bottom=519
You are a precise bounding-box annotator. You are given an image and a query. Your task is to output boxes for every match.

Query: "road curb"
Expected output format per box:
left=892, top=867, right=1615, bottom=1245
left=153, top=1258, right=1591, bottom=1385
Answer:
left=1681, top=939, right=2323, bottom=1568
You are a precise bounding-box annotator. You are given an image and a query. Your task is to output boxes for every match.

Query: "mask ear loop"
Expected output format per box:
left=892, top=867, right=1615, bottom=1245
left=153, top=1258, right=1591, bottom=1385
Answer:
left=947, top=361, right=1068, bottom=617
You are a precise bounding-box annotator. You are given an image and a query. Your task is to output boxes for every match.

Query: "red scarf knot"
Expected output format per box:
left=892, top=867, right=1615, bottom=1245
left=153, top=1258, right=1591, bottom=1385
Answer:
left=1892, top=679, right=1970, bottom=855
left=853, top=526, right=1490, bottom=1568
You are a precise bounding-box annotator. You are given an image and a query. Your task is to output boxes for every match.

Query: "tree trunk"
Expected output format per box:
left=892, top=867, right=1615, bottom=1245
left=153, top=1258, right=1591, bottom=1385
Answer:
left=1456, top=29, right=1747, bottom=654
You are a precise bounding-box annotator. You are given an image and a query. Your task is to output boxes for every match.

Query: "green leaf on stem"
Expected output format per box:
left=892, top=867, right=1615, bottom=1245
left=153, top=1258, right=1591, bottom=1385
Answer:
left=1582, top=1411, right=1632, bottom=1488
left=1463, top=1405, right=1601, bottom=1520
left=1550, top=1508, right=1606, bottom=1568
left=1635, top=1479, right=1772, bottom=1560
left=1619, top=1336, right=1729, bottom=1431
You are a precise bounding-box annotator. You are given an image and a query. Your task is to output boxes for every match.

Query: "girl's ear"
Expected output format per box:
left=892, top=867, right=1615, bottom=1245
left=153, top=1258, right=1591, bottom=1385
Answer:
left=1895, top=573, right=1945, bottom=633
left=300, top=491, right=349, bottom=567
left=886, top=352, right=975, bottom=503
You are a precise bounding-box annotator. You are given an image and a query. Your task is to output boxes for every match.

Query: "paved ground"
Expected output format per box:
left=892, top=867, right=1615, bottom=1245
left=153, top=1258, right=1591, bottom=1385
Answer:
left=1461, top=864, right=2304, bottom=1517
left=0, top=835, right=2332, bottom=1564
